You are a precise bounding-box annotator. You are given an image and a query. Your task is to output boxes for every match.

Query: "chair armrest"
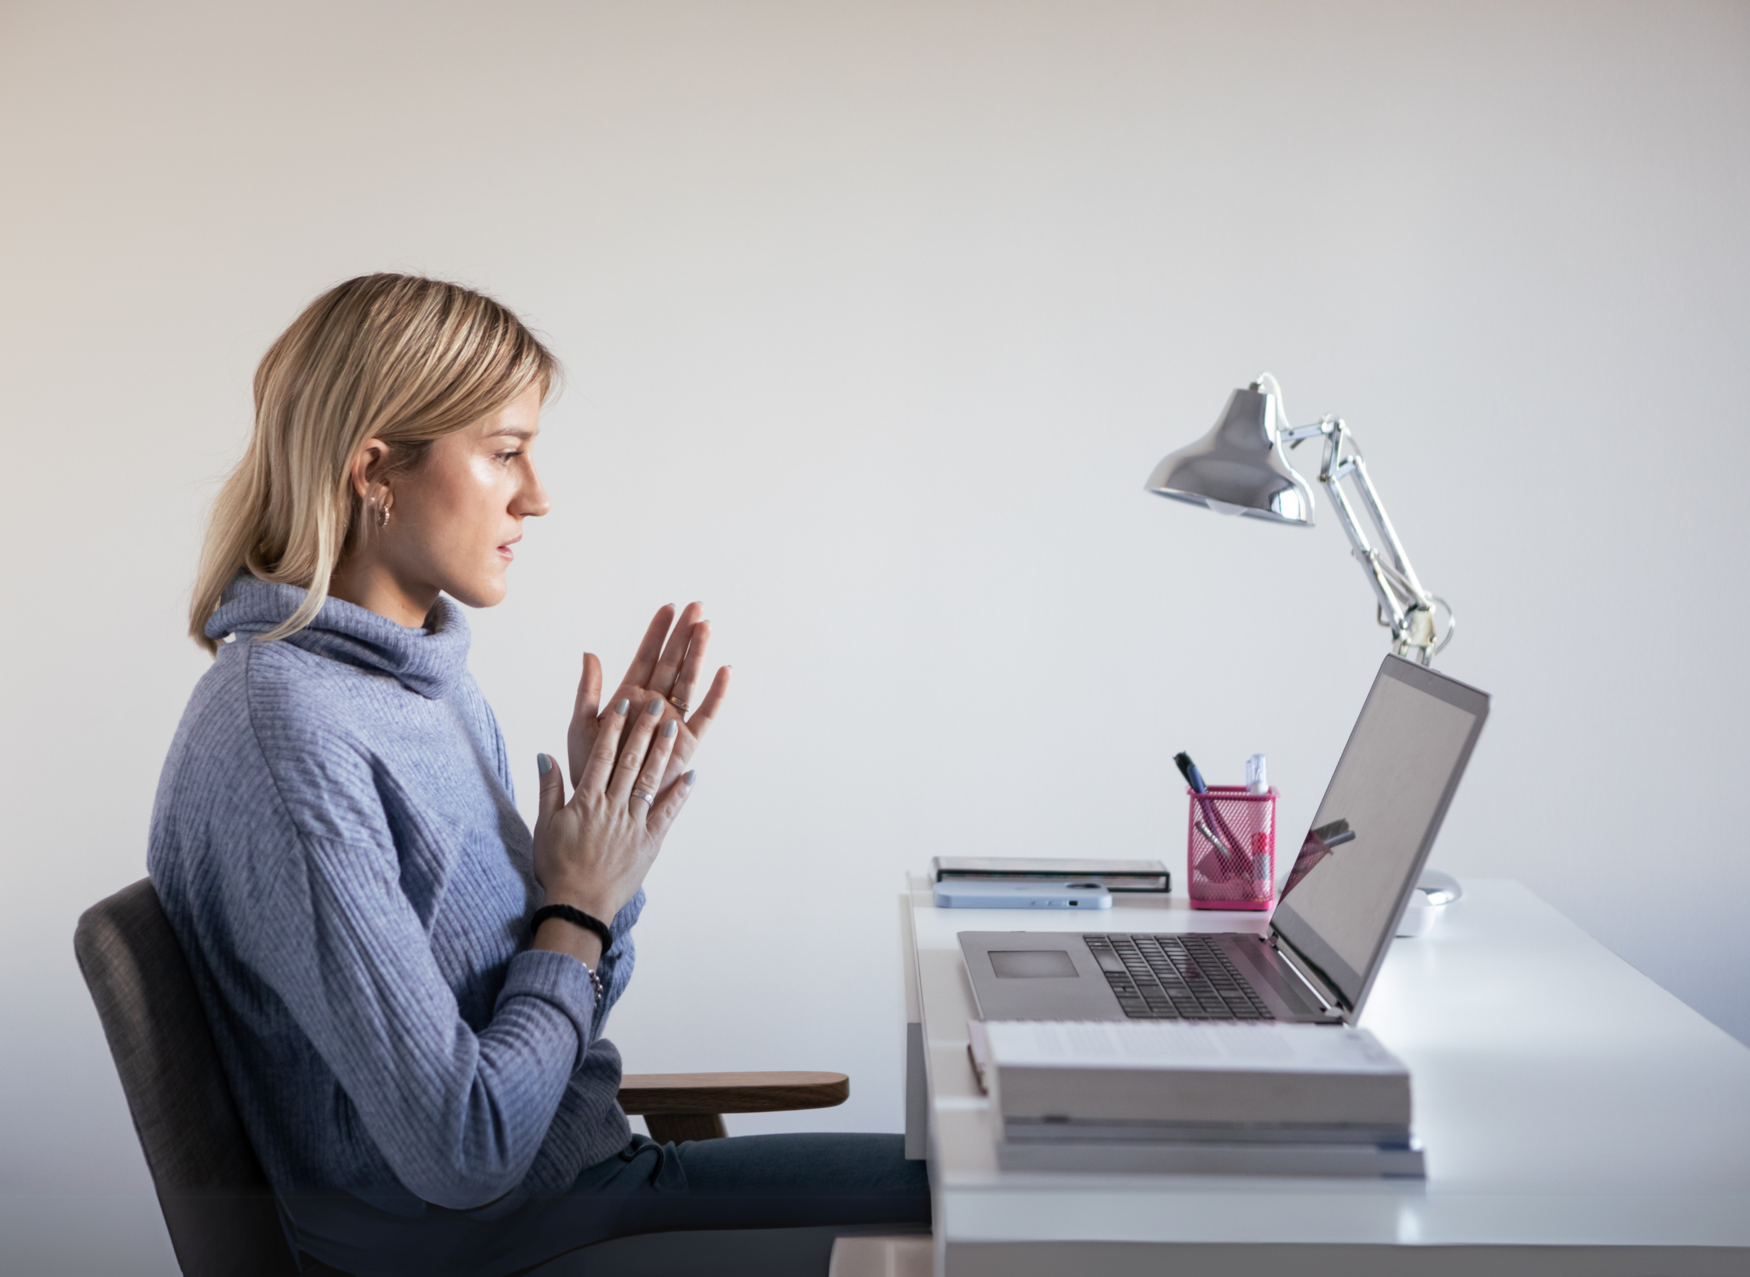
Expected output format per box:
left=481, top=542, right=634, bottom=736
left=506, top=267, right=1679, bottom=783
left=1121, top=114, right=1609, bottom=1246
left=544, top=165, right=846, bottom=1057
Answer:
left=618, top=1071, right=849, bottom=1115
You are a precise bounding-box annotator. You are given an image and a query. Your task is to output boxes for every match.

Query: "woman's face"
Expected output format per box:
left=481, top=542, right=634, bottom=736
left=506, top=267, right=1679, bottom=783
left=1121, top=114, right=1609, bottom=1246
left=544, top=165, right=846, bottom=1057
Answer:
left=376, top=385, right=550, bottom=612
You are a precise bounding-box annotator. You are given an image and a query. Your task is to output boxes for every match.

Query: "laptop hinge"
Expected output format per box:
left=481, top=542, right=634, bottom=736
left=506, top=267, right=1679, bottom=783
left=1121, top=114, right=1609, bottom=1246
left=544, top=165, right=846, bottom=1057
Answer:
left=1270, top=934, right=1347, bottom=1017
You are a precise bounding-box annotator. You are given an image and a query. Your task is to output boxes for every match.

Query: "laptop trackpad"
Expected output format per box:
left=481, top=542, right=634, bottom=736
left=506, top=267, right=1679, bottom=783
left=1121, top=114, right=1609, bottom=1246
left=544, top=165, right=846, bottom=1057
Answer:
left=989, top=950, right=1080, bottom=978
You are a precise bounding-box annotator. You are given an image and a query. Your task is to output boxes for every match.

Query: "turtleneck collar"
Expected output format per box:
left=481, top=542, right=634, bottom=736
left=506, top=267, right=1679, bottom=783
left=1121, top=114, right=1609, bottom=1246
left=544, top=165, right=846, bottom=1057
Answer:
left=206, top=575, right=471, bottom=700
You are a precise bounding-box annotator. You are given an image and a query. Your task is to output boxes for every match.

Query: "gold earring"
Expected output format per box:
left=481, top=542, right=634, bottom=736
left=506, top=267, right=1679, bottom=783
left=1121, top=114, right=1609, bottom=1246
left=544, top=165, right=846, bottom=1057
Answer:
left=372, top=496, right=391, bottom=529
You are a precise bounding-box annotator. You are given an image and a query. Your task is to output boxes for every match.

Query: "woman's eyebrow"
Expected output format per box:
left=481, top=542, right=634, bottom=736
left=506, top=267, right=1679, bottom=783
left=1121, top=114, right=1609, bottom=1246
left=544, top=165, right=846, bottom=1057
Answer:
left=492, top=427, right=537, bottom=442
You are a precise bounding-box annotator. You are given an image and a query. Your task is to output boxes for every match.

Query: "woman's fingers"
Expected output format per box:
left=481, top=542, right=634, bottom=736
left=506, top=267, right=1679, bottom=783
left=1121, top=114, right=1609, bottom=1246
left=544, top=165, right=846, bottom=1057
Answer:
left=668, top=617, right=710, bottom=711
left=684, top=665, right=733, bottom=740
left=607, top=697, right=666, bottom=802
left=646, top=770, right=698, bottom=839
left=651, top=602, right=704, bottom=697
left=534, top=752, right=566, bottom=826
left=621, top=605, right=676, bottom=689
left=578, top=698, right=631, bottom=794
left=630, top=718, right=680, bottom=819
left=566, top=652, right=603, bottom=786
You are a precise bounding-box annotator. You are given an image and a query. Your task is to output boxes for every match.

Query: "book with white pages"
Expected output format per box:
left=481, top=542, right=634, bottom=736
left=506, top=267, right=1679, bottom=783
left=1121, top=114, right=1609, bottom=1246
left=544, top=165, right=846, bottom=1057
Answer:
left=985, top=1020, right=1424, bottom=1177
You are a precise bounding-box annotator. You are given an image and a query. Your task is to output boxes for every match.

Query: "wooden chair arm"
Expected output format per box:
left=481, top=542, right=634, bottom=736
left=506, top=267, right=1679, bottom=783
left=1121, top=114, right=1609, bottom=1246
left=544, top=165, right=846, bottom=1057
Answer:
left=617, top=1070, right=849, bottom=1116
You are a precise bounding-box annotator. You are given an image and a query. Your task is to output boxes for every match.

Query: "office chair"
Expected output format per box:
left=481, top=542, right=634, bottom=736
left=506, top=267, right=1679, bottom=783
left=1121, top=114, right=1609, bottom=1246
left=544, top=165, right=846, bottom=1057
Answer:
left=74, top=879, right=882, bottom=1277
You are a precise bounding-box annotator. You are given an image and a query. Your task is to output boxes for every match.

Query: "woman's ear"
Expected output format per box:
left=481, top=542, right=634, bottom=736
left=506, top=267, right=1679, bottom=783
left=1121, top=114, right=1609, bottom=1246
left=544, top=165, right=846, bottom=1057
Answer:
left=347, top=438, right=393, bottom=503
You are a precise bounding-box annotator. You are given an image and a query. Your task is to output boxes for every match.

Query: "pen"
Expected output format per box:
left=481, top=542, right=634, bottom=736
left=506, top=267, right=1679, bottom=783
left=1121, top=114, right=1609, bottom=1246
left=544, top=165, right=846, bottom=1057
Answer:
left=1195, top=816, right=1231, bottom=858
left=1174, top=752, right=1244, bottom=878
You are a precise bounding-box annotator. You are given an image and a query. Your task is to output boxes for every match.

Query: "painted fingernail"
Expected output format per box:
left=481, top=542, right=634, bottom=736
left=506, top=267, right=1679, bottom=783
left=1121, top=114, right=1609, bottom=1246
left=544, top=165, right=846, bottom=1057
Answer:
left=682, top=770, right=697, bottom=786
left=613, top=699, right=629, bottom=715
left=537, top=753, right=552, bottom=774
left=662, top=720, right=677, bottom=739
left=647, top=697, right=662, bottom=716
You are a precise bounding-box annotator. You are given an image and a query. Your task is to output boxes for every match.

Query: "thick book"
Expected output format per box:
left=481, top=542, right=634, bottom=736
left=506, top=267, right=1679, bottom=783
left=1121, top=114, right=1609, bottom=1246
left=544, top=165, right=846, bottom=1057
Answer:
left=985, top=1020, right=1422, bottom=1179
left=984, top=1020, right=1414, bottom=1131
left=931, top=856, right=1170, bottom=893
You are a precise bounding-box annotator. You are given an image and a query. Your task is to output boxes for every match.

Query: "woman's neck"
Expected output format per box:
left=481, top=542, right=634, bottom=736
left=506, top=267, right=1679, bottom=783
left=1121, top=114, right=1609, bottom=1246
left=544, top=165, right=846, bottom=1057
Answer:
left=330, top=558, right=440, bottom=630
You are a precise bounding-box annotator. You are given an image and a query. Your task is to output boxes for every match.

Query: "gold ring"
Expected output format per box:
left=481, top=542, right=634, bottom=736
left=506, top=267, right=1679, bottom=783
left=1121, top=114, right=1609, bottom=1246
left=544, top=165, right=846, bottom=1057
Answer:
left=666, top=694, right=690, bottom=713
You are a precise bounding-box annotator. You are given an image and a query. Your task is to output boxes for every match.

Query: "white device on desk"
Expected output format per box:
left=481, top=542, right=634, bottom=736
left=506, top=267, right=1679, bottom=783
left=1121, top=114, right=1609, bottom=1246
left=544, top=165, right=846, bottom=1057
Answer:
left=934, top=881, right=1113, bottom=910
left=960, top=654, right=1489, bottom=1026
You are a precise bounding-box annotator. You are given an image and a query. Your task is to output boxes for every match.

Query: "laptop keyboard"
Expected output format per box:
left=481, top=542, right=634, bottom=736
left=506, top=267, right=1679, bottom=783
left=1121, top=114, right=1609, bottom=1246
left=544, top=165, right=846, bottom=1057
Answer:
left=1084, top=934, right=1274, bottom=1020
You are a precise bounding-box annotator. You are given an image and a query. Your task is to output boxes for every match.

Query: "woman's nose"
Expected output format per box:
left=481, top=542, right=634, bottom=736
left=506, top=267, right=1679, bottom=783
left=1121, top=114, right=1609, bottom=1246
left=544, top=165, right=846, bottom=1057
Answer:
left=517, top=463, right=551, bottom=518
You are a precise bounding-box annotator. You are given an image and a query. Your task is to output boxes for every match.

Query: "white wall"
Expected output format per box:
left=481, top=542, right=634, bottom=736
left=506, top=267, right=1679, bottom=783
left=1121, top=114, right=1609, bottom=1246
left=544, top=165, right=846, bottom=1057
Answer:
left=3, top=0, right=1747, bottom=1269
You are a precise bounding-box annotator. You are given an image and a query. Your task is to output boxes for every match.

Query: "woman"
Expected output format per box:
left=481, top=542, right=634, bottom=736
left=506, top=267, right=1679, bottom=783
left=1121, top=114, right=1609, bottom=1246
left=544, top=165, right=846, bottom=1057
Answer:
left=149, top=274, right=928, bottom=1276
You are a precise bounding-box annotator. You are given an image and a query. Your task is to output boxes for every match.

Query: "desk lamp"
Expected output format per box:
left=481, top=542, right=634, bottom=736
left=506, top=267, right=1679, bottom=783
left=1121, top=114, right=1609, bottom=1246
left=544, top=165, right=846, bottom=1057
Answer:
left=1145, top=373, right=1455, bottom=665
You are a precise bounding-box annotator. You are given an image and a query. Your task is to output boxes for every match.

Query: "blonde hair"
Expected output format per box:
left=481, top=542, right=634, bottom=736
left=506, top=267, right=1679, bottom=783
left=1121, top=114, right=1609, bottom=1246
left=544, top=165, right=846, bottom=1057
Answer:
left=190, top=274, right=559, bottom=654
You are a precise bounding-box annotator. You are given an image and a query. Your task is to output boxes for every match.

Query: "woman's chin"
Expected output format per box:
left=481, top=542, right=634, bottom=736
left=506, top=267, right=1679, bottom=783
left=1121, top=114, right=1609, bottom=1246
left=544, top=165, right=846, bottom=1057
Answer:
left=444, top=575, right=509, bottom=610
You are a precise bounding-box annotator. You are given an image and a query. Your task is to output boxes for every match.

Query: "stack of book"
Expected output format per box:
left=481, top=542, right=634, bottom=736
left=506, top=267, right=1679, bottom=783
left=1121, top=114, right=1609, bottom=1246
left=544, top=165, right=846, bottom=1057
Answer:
left=973, top=1019, right=1424, bottom=1178
left=930, top=856, right=1171, bottom=894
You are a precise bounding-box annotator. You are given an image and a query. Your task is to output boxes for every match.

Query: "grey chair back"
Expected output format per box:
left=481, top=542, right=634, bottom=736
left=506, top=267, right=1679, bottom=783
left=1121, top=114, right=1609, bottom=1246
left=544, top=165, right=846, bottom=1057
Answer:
left=73, top=878, right=331, bottom=1276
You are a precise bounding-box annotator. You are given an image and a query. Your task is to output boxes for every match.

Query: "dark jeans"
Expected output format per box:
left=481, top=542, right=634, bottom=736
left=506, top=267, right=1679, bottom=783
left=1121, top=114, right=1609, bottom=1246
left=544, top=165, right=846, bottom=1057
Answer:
left=290, top=1133, right=930, bottom=1277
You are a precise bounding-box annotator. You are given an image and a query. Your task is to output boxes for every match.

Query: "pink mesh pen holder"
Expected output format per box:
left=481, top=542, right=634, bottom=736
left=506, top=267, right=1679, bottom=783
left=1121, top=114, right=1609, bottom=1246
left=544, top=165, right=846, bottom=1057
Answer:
left=1185, top=786, right=1276, bottom=911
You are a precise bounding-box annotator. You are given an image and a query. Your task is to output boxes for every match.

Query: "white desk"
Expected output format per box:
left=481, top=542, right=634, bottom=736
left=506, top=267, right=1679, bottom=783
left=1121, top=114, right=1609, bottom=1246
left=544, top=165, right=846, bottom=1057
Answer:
left=900, top=878, right=1750, bottom=1276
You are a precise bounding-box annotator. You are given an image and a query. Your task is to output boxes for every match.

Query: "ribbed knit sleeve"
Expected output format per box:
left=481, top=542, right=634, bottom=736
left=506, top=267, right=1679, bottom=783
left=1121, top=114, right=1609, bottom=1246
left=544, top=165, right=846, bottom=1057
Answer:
left=220, top=667, right=596, bottom=1210
left=495, top=950, right=599, bottom=1070
left=245, top=817, right=595, bottom=1209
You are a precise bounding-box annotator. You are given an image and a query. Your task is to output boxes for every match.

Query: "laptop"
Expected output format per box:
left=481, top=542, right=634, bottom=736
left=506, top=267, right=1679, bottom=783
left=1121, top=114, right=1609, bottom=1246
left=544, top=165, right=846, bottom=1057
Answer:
left=960, top=655, right=1490, bottom=1026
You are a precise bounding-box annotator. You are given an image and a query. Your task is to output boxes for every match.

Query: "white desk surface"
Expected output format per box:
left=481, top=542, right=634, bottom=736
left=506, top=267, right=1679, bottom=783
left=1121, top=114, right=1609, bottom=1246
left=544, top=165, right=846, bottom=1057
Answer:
left=901, top=877, right=1750, bottom=1276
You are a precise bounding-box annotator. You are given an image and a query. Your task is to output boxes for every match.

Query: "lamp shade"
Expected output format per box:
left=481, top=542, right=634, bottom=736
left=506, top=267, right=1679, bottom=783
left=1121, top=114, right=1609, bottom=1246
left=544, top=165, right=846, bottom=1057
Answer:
left=1145, top=385, right=1315, bottom=525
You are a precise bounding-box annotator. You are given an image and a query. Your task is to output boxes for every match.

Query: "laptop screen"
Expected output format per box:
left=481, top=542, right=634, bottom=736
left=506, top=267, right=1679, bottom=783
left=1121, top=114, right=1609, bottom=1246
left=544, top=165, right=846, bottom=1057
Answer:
left=1270, top=656, right=1489, bottom=1018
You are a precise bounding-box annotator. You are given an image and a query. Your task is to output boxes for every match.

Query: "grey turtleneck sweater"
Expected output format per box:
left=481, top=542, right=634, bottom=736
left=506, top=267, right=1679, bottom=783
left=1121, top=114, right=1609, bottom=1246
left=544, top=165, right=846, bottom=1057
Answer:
left=148, top=576, right=640, bottom=1217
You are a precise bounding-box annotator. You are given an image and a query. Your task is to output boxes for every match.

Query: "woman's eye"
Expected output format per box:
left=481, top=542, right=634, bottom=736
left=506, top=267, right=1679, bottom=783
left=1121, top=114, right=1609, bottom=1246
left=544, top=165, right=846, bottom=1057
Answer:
left=495, top=450, right=523, bottom=463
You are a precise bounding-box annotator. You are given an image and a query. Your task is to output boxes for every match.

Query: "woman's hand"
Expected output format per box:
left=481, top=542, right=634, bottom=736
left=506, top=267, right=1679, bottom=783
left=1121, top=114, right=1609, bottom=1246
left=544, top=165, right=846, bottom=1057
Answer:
left=565, top=603, right=731, bottom=793
left=532, top=696, right=698, bottom=961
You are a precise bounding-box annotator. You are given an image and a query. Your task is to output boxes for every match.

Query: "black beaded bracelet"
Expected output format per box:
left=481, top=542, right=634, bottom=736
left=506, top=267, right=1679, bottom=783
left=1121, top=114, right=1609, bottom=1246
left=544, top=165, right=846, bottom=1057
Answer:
left=531, top=903, right=615, bottom=955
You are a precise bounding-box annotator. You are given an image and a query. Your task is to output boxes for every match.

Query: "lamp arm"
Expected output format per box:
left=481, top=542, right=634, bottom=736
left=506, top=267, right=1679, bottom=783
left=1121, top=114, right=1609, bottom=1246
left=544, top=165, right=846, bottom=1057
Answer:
left=1344, top=453, right=1430, bottom=604
left=1284, top=415, right=1451, bottom=665
left=1323, top=453, right=1415, bottom=630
